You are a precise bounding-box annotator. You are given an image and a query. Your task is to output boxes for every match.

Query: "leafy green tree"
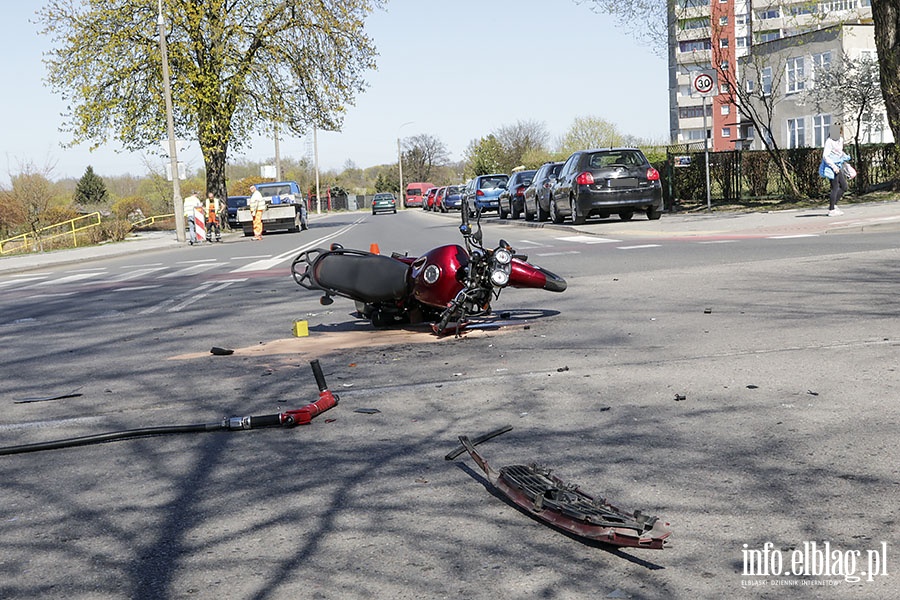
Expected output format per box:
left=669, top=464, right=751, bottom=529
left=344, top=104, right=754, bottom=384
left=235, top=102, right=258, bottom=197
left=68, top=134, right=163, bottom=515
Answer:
left=37, top=0, right=382, bottom=205
left=73, top=166, right=109, bottom=207
left=558, top=116, right=624, bottom=156
left=464, top=135, right=504, bottom=177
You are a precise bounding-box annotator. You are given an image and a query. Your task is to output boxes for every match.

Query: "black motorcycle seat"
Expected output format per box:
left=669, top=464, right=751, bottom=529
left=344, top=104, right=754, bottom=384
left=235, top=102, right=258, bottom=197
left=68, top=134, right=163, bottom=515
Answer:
left=314, top=251, right=409, bottom=301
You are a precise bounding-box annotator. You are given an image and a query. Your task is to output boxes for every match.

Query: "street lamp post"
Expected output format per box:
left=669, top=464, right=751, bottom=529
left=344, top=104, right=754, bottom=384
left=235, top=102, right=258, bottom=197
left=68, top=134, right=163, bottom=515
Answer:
left=397, top=121, right=413, bottom=208
left=157, top=0, right=184, bottom=242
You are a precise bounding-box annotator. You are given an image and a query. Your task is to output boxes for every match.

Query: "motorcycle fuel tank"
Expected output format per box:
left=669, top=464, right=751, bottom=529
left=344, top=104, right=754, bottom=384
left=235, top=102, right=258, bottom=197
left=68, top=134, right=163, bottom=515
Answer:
left=410, top=244, right=468, bottom=308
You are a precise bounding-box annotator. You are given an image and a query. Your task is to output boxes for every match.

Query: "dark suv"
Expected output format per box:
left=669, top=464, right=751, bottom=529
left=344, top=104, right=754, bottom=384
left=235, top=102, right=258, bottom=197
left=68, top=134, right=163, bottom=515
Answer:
left=549, top=148, right=662, bottom=224
left=462, top=174, right=509, bottom=216
left=523, top=162, right=563, bottom=222
left=498, top=170, right=536, bottom=220
left=225, top=196, right=248, bottom=229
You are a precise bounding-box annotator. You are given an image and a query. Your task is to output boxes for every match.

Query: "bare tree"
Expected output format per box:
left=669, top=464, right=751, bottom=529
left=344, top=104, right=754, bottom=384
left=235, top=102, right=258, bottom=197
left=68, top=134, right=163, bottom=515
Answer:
left=715, top=50, right=803, bottom=198
left=402, top=134, right=449, bottom=183
left=493, top=120, right=550, bottom=172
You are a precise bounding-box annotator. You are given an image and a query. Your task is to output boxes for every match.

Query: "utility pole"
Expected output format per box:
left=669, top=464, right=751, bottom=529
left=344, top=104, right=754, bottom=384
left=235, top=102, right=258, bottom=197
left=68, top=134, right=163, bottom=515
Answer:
left=157, top=0, right=184, bottom=242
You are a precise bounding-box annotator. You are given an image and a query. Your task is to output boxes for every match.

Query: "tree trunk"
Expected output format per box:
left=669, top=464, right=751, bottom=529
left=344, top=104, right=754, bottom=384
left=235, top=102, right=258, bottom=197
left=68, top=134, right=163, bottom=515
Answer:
left=872, top=0, right=900, bottom=155
left=204, top=148, right=228, bottom=202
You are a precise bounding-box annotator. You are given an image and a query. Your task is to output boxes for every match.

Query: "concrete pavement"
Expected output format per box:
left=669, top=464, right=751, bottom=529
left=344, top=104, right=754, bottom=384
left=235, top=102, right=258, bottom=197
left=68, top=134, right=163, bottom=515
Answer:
left=2, top=199, right=899, bottom=275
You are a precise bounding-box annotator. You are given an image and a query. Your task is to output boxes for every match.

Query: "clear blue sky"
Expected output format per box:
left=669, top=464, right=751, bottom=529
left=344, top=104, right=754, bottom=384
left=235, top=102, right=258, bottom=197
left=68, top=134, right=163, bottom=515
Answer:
left=1, top=1, right=668, bottom=187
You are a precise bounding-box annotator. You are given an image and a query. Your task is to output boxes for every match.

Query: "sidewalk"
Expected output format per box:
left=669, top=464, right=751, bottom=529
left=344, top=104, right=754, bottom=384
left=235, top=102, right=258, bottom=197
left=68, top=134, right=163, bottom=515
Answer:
left=3, top=200, right=899, bottom=275
left=0, top=230, right=182, bottom=275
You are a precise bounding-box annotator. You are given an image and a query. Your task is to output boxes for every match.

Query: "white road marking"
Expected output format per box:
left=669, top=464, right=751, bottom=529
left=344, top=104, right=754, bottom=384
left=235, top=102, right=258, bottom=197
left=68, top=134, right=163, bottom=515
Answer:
left=158, top=263, right=220, bottom=278
left=555, top=235, right=621, bottom=244
left=231, top=218, right=366, bottom=273
left=168, top=279, right=244, bottom=312
left=33, top=272, right=104, bottom=286
left=767, top=234, right=819, bottom=240
left=617, top=244, right=662, bottom=250
left=536, top=251, right=581, bottom=257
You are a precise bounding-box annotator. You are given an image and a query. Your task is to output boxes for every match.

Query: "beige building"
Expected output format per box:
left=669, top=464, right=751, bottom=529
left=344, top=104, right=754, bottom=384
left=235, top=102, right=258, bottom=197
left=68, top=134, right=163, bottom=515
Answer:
left=738, top=22, right=892, bottom=150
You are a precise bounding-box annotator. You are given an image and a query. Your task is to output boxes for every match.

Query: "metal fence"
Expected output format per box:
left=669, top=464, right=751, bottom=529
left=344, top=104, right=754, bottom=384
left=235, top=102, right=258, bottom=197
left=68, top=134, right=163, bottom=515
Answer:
left=662, top=142, right=900, bottom=206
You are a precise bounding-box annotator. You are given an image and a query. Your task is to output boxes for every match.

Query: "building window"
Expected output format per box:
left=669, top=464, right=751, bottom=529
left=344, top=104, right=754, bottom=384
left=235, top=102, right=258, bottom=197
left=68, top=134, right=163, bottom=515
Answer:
left=722, top=127, right=731, bottom=137
left=720, top=38, right=729, bottom=48
left=755, top=8, right=781, bottom=19
left=680, top=17, right=710, bottom=30
left=679, top=39, right=712, bottom=52
left=735, top=13, right=748, bottom=25
left=679, top=105, right=713, bottom=119
left=787, top=118, right=806, bottom=148
left=814, top=114, right=832, bottom=146
left=678, top=0, right=710, bottom=8
left=719, top=16, right=728, bottom=26
left=761, top=66, right=773, bottom=95
left=721, top=104, right=730, bottom=115
left=786, top=57, right=805, bottom=94
left=758, top=30, right=781, bottom=43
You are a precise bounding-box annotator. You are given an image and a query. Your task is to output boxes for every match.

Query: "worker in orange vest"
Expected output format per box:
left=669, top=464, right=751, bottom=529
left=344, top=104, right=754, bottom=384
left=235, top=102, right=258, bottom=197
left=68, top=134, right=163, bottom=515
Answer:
left=205, top=192, right=222, bottom=242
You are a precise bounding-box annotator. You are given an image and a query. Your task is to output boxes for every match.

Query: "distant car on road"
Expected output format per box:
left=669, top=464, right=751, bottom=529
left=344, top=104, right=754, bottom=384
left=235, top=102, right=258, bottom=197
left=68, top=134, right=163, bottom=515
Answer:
left=225, top=196, right=248, bottom=229
left=371, top=192, right=397, bottom=215
left=524, top=162, right=563, bottom=222
left=498, top=170, right=536, bottom=220
left=463, top=174, right=509, bottom=216
left=549, top=148, right=662, bottom=224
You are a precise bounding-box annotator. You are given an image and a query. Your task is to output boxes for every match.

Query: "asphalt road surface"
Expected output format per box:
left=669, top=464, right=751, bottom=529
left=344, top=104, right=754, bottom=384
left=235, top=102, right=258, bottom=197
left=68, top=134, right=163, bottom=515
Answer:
left=0, top=209, right=897, bottom=599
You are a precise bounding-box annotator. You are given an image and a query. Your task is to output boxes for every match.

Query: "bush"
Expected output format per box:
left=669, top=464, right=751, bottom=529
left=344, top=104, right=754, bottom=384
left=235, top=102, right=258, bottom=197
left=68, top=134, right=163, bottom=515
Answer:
left=111, top=196, right=152, bottom=221
left=742, top=151, right=771, bottom=197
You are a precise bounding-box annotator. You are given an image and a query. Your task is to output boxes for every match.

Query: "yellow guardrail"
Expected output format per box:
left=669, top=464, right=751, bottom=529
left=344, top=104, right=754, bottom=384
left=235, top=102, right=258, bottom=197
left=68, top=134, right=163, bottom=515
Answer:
left=131, top=213, right=175, bottom=229
left=0, top=212, right=103, bottom=255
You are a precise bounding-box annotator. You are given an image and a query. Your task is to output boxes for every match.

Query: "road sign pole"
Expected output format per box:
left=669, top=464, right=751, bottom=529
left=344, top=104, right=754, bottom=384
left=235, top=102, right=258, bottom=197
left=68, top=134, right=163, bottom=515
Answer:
left=704, top=95, right=711, bottom=211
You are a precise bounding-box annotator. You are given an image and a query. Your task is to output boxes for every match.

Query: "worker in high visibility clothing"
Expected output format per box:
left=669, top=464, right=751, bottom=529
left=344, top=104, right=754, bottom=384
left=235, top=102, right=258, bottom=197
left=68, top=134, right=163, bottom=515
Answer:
left=248, top=184, right=266, bottom=240
left=205, top=192, right=222, bottom=242
left=183, top=191, right=204, bottom=244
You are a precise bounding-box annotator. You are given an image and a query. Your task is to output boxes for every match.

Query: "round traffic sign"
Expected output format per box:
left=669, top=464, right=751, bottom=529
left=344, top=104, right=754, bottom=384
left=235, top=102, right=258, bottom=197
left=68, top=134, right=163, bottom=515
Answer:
left=693, top=73, right=715, bottom=95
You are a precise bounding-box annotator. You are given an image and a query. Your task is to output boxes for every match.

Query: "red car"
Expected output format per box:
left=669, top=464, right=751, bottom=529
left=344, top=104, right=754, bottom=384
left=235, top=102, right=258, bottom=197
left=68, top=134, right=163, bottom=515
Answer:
left=423, top=187, right=439, bottom=211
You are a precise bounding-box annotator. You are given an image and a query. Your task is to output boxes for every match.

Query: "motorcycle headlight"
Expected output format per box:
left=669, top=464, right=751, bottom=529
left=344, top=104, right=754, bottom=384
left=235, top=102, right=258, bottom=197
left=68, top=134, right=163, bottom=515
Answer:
left=490, top=267, right=510, bottom=287
left=423, top=264, right=441, bottom=285
left=494, top=248, right=512, bottom=265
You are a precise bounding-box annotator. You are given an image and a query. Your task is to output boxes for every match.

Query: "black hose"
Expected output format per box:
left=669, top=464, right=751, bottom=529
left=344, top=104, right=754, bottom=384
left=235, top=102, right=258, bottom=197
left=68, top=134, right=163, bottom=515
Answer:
left=0, top=422, right=224, bottom=456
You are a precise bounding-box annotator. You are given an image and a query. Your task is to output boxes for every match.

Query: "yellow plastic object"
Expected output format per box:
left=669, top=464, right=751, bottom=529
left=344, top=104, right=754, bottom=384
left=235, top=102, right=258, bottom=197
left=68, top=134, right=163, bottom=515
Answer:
left=292, top=320, right=309, bottom=337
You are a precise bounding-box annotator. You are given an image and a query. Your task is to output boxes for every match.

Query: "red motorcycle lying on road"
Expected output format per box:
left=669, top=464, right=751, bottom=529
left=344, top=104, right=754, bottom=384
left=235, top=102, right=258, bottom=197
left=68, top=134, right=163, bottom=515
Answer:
left=290, top=208, right=567, bottom=334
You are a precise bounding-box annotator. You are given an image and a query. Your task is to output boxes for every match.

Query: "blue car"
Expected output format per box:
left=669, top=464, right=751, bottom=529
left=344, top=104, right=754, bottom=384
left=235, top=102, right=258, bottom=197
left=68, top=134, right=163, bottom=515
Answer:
left=463, top=174, right=509, bottom=216
left=440, top=185, right=464, bottom=211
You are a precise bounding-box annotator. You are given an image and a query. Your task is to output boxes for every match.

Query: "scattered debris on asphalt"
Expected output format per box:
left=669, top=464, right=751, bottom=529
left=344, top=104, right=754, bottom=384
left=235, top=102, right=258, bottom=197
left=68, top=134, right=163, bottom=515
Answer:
left=354, top=408, right=381, bottom=414
left=13, top=387, right=84, bottom=404
left=674, top=394, right=686, bottom=402
left=210, top=346, right=234, bottom=355
left=444, top=425, right=512, bottom=461
left=454, top=434, right=671, bottom=549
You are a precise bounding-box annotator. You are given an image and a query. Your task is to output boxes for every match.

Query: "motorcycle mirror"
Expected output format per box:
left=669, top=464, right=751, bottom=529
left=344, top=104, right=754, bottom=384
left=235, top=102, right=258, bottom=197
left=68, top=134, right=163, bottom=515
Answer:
left=459, top=223, right=471, bottom=237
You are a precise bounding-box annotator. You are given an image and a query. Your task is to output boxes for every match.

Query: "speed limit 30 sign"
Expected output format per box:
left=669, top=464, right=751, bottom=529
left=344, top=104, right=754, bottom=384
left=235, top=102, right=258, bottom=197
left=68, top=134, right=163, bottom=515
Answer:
left=692, top=72, right=717, bottom=97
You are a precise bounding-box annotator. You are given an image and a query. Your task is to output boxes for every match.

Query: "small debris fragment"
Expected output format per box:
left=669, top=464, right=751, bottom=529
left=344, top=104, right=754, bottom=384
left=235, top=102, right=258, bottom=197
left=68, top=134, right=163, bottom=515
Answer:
left=746, top=384, right=759, bottom=389
left=210, top=346, right=234, bottom=355
left=599, top=406, right=611, bottom=412
left=354, top=408, right=380, bottom=414
left=674, top=394, right=686, bottom=401
left=500, top=311, right=511, bottom=319
left=557, top=366, right=569, bottom=372
left=807, top=389, right=819, bottom=396
left=703, top=308, right=712, bottom=314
